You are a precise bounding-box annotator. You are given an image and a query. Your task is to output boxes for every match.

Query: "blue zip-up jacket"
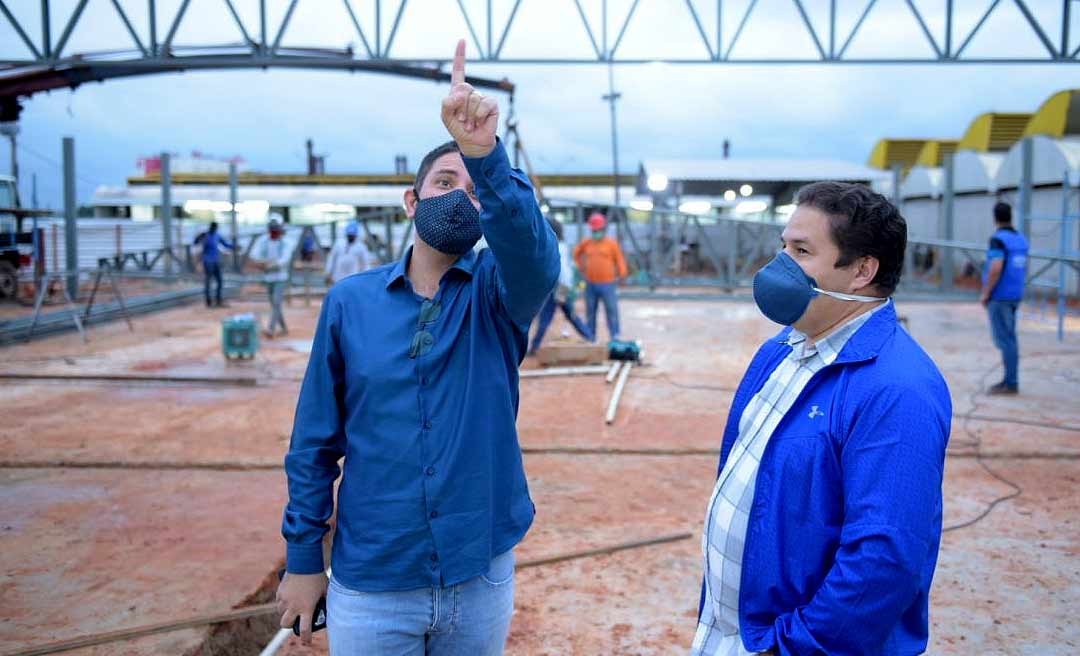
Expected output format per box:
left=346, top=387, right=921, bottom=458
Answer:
left=702, top=302, right=951, bottom=655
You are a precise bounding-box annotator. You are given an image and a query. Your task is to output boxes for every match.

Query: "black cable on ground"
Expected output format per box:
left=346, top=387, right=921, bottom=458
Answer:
left=942, top=363, right=1025, bottom=534
left=633, top=371, right=737, bottom=393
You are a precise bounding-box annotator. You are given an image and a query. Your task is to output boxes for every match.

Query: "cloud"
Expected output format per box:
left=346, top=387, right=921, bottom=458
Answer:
left=6, top=1, right=1075, bottom=207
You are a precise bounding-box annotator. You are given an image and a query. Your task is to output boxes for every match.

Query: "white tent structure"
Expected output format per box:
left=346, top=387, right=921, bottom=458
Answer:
left=997, top=136, right=1080, bottom=188
left=899, top=166, right=942, bottom=239
left=954, top=151, right=1005, bottom=193
left=992, top=136, right=1080, bottom=295
left=951, top=151, right=1007, bottom=245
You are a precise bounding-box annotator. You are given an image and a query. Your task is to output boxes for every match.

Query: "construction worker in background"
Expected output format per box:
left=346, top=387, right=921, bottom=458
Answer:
left=573, top=212, right=628, bottom=342
left=528, top=217, right=593, bottom=355
left=251, top=215, right=295, bottom=338
left=299, top=226, right=319, bottom=264
left=276, top=40, right=558, bottom=653
left=979, top=201, right=1028, bottom=395
left=324, top=222, right=372, bottom=286
left=193, top=221, right=235, bottom=308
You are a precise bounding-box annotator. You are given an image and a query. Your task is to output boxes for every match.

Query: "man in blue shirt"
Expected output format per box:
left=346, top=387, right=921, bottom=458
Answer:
left=979, top=202, right=1028, bottom=395
left=695, top=182, right=951, bottom=655
left=275, top=40, right=558, bottom=654
left=194, top=221, right=235, bottom=307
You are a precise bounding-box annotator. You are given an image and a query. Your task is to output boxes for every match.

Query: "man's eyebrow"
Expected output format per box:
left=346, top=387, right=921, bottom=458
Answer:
left=432, top=169, right=459, bottom=177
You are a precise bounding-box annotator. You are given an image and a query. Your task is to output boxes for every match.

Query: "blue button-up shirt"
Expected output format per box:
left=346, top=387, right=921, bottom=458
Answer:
left=282, top=140, right=559, bottom=592
left=199, top=231, right=234, bottom=265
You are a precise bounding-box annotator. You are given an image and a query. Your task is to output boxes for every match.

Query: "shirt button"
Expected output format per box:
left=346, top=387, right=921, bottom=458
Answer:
left=421, top=377, right=428, bottom=386
left=430, top=510, right=438, bottom=519
left=423, top=421, right=432, bottom=430
left=425, top=466, right=435, bottom=476
left=430, top=553, right=438, bottom=562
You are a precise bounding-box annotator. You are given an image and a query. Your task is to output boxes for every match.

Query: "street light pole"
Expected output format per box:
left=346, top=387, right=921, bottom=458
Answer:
left=602, top=61, right=622, bottom=246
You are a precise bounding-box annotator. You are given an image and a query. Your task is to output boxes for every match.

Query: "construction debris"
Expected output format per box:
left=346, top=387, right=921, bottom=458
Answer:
left=535, top=342, right=609, bottom=366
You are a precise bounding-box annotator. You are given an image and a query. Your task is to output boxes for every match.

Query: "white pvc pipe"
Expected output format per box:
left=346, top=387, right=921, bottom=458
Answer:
left=604, top=361, right=623, bottom=384
left=520, top=365, right=610, bottom=378
left=605, top=362, right=632, bottom=424
left=258, top=628, right=292, bottom=656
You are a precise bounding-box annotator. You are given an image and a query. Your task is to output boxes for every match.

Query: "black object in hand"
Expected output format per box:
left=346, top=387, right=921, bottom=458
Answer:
left=277, top=567, right=328, bottom=636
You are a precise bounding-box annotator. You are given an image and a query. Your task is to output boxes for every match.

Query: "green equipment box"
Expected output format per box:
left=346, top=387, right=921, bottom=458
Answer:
left=222, top=313, right=259, bottom=360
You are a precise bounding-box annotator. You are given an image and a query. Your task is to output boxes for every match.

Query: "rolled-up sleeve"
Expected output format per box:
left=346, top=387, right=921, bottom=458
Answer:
left=281, top=292, right=347, bottom=574
left=463, top=140, right=559, bottom=329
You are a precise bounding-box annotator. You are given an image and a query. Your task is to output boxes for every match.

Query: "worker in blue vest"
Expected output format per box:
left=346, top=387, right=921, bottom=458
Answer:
left=979, top=201, right=1029, bottom=395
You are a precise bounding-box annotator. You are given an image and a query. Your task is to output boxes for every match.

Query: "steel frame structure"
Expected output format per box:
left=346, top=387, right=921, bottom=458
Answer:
left=0, top=0, right=1076, bottom=100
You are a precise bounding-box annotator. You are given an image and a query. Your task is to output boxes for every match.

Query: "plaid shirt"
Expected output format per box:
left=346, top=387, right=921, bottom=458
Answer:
left=692, top=302, right=887, bottom=656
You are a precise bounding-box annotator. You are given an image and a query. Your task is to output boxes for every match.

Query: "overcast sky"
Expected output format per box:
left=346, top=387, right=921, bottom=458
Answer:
left=2, top=0, right=1076, bottom=207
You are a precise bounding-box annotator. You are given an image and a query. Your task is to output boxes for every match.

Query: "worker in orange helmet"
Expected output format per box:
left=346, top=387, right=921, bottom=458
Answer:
left=573, top=212, right=628, bottom=341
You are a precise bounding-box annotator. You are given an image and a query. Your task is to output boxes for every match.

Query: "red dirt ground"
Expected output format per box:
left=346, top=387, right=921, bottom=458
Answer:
left=1, top=292, right=1077, bottom=655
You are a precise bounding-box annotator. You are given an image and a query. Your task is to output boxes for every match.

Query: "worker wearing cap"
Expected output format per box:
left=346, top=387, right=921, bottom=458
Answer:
left=325, top=222, right=372, bottom=286
left=573, top=212, right=628, bottom=342
left=251, top=215, right=295, bottom=338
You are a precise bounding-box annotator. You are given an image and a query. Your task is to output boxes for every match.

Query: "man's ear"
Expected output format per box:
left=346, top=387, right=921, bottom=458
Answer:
left=851, top=255, right=880, bottom=292
left=403, top=188, right=419, bottom=219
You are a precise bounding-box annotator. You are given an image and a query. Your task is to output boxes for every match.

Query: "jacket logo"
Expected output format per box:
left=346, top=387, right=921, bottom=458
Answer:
left=808, top=405, right=824, bottom=419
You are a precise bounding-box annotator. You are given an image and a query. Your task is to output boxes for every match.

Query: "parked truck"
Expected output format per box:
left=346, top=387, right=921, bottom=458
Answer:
left=0, top=175, right=49, bottom=300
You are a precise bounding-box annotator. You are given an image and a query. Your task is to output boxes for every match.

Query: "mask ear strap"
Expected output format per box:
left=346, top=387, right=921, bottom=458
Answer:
left=813, top=287, right=885, bottom=303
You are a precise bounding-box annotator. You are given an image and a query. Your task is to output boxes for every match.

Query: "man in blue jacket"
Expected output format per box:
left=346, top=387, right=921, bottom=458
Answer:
left=274, top=40, right=559, bottom=653
left=978, top=202, right=1028, bottom=395
left=694, top=182, right=952, bottom=656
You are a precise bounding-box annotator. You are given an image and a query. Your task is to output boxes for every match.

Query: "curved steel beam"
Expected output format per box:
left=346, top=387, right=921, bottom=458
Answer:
left=0, top=50, right=515, bottom=104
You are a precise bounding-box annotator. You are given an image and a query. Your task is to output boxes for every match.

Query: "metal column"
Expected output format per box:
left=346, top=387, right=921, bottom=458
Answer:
left=575, top=205, right=585, bottom=245
left=383, top=213, right=393, bottom=261
left=940, top=153, right=955, bottom=292
left=648, top=210, right=659, bottom=283
left=1058, top=171, right=1071, bottom=342
left=1018, top=137, right=1033, bottom=239
left=726, top=222, right=738, bottom=286
left=62, top=137, right=78, bottom=299
left=229, top=162, right=240, bottom=272
left=161, top=152, right=173, bottom=277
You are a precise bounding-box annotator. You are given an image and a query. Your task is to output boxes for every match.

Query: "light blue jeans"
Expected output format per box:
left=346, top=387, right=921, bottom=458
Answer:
left=987, top=299, right=1020, bottom=387
left=585, top=282, right=620, bottom=342
left=327, top=550, right=515, bottom=655
left=265, top=281, right=288, bottom=335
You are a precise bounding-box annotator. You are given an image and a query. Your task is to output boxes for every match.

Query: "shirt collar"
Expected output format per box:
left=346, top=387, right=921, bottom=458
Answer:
left=787, top=299, right=890, bottom=363
left=384, top=246, right=478, bottom=290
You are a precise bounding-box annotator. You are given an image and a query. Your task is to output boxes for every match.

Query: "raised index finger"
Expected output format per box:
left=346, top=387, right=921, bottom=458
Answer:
left=451, top=39, right=466, bottom=87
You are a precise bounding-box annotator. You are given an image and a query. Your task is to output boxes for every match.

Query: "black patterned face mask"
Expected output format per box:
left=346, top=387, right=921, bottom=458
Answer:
left=412, top=189, right=483, bottom=256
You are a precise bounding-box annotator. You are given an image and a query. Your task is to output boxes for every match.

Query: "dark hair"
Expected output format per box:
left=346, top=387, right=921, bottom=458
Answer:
left=209, top=221, right=218, bottom=232
left=795, top=181, right=907, bottom=295
left=547, top=216, right=564, bottom=241
left=993, top=201, right=1012, bottom=225
left=414, top=140, right=461, bottom=193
